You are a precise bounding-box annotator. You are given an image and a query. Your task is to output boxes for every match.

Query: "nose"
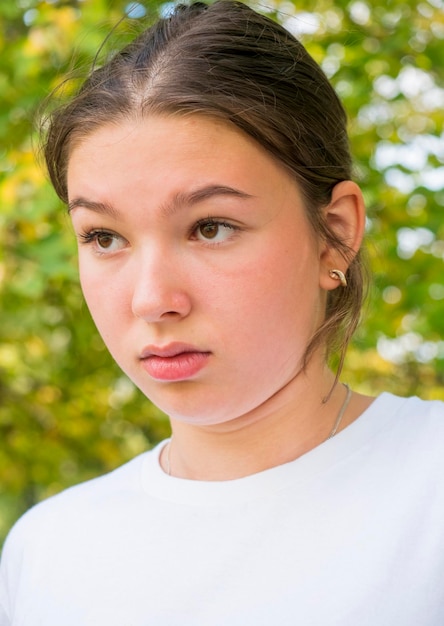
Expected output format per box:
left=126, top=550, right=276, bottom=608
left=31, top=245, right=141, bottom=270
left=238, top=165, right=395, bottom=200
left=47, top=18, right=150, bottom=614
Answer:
left=130, top=248, right=192, bottom=323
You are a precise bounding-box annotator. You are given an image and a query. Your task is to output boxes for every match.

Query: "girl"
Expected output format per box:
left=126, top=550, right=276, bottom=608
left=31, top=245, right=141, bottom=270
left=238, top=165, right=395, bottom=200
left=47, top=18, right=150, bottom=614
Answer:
left=1, top=1, right=443, bottom=623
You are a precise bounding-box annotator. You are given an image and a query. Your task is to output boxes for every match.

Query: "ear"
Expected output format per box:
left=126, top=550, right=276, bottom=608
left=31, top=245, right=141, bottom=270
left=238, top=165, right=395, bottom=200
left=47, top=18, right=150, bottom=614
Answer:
left=319, top=180, right=366, bottom=291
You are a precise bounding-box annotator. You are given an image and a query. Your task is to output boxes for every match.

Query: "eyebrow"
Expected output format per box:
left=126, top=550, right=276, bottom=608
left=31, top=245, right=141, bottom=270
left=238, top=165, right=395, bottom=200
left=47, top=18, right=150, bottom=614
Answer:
left=161, top=185, right=254, bottom=217
left=68, top=185, right=254, bottom=218
left=68, top=198, right=119, bottom=217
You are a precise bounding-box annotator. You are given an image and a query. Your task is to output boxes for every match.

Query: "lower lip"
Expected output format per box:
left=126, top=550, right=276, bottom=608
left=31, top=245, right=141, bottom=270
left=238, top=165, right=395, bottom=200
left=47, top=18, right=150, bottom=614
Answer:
left=141, top=351, right=210, bottom=381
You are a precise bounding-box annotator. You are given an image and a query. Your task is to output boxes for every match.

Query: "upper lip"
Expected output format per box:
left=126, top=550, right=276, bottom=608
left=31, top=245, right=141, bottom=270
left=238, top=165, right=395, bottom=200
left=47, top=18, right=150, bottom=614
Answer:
left=140, top=343, right=207, bottom=359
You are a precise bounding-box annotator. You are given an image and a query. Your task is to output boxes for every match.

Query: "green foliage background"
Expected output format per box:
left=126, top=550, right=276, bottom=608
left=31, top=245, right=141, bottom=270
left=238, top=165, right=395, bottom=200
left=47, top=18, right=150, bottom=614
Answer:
left=0, top=0, right=443, bottom=544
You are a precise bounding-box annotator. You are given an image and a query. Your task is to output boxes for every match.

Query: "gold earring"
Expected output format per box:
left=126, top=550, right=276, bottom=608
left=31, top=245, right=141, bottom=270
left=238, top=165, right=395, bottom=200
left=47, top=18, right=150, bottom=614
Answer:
left=329, top=269, right=347, bottom=287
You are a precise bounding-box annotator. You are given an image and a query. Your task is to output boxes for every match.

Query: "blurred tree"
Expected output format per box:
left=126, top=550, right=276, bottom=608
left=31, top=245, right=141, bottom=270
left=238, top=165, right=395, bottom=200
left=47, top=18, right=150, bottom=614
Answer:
left=0, top=0, right=443, bottom=544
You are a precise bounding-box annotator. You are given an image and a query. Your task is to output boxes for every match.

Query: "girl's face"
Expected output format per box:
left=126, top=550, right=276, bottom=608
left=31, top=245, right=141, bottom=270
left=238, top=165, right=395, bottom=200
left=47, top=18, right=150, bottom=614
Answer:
left=67, top=115, right=330, bottom=426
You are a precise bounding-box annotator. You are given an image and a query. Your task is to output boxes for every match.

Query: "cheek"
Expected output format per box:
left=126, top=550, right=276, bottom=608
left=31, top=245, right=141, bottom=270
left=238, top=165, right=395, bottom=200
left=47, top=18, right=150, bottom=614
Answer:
left=78, top=259, right=127, bottom=338
left=212, top=245, right=322, bottom=342
left=230, top=243, right=319, bottom=307
left=78, top=258, right=100, bottom=311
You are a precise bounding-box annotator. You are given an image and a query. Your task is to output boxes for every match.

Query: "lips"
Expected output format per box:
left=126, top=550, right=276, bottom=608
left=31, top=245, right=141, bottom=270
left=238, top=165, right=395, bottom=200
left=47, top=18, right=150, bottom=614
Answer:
left=140, top=343, right=211, bottom=381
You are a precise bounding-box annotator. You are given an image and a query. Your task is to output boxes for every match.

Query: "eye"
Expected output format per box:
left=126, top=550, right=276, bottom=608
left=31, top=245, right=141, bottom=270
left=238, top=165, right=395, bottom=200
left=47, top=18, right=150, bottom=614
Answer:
left=96, top=232, right=117, bottom=249
left=78, top=229, right=127, bottom=255
left=193, top=219, right=237, bottom=244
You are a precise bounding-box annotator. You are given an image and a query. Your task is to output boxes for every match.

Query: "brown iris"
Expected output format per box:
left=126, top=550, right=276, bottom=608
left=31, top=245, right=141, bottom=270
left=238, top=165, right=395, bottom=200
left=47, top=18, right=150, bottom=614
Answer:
left=199, top=223, right=219, bottom=239
left=97, top=233, right=115, bottom=248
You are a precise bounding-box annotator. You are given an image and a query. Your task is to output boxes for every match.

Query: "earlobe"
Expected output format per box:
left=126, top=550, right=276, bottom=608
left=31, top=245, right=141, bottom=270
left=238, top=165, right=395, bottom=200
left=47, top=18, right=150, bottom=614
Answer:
left=319, top=180, right=366, bottom=291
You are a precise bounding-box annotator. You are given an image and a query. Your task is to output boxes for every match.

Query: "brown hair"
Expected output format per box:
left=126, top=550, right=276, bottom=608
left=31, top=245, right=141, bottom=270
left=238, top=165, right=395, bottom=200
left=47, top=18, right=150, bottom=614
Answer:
left=42, top=0, right=368, bottom=373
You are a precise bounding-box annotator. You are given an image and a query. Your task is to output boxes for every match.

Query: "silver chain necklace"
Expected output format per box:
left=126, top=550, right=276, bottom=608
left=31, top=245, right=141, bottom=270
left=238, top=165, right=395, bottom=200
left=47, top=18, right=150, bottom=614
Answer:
left=327, top=383, right=351, bottom=439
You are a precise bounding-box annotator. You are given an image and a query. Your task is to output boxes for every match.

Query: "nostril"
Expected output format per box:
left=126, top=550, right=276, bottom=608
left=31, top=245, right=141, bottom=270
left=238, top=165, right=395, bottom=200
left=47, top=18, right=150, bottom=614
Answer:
left=131, top=288, right=192, bottom=322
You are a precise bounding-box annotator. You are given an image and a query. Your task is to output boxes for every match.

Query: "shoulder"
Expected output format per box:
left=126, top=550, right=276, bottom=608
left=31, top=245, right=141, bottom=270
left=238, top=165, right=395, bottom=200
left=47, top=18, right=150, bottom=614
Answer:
left=377, top=392, right=444, bottom=429
left=365, top=392, right=444, bottom=468
left=1, top=445, right=161, bottom=562
left=0, top=444, right=167, bottom=614
left=355, top=392, right=444, bottom=442
left=333, top=392, right=444, bottom=479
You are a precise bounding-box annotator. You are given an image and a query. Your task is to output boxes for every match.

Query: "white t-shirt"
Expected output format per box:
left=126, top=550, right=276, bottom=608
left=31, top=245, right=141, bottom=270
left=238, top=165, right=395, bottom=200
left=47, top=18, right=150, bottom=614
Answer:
left=1, top=393, right=443, bottom=625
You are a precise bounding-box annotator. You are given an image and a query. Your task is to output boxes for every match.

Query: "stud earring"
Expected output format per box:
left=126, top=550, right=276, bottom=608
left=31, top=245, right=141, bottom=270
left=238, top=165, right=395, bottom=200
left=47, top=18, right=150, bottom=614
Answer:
left=329, top=269, right=347, bottom=287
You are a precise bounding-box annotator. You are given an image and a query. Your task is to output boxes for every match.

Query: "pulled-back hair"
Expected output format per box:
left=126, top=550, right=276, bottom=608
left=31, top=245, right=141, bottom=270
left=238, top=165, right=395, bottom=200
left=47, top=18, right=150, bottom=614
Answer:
left=43, top=0, right=368, bottom=373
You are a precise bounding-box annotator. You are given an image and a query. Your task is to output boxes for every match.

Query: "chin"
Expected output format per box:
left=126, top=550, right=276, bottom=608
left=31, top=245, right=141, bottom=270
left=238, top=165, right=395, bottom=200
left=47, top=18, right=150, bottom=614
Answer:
left=140, top=388, right=248, bottom=428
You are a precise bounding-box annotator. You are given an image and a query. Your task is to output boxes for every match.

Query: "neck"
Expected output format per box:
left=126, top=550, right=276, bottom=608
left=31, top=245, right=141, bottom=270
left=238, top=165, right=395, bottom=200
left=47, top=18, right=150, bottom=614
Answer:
left=162, top=368, right=372, bottom=481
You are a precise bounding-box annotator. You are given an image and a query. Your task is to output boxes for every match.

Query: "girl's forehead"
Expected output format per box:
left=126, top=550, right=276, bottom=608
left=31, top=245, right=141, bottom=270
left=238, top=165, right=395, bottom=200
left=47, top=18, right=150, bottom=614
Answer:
left=69, top=113, right=250, bottom=154
left=67, top=114, right=303, bottom=199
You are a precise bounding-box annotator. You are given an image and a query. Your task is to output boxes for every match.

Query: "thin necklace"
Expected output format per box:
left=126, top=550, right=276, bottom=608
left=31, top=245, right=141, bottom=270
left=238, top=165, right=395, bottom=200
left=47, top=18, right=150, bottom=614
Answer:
left=327, top=383, right=351, bottom=439
left=165, top=384, right=352, bottom=476
left=165, top=439, right=172, bottom=476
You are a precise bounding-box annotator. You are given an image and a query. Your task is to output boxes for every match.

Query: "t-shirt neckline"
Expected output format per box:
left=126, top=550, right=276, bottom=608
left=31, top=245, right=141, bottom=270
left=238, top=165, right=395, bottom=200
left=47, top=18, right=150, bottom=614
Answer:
left=139, top=392, right=408, bottom=506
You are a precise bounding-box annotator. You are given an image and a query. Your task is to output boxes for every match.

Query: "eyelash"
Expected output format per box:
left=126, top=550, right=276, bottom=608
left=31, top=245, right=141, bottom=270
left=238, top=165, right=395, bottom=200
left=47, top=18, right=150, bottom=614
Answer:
left=78, top=229, right=105, bottom=244
left=77, top=218, right=239, bottom=254
left=77, top=229, right=124, bottom=255
left=191, top=217, right=238, bottom=243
